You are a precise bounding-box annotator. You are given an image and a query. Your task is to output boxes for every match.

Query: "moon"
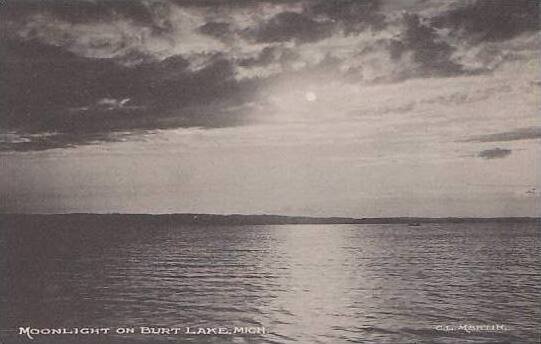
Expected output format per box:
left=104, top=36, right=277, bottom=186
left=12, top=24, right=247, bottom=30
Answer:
left=305, top=91, right=317, bottom=102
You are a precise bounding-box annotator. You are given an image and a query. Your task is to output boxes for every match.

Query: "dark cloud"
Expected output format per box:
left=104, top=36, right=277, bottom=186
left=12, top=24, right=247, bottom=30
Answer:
left=237, top=46, right=298, bottom=68
left=132, top=54, right=255, bottom=115
left=1, top=0, right=172, bottom=33
left=0, top=39, right=257, bottom=151
left=525, top=187, right=537, bottom=196
left=198, top=21, right=231, bottom=39
left=250, top=11, right=334, bottom=43
left=390, top=13, right=463, bottom=77
left=478, top=148, right=512, bottom=159
left=433, top=0, right=539, bottom=42
left=170, top=0, right=294, bottom=7
left=0, top=131, right=141, bottom=152
left=465, top=127, right=541, bottom=143
left=247, top=0, right=385, bottom=43
left=188, top=0, right=385, bottom=41
left=1, top=39, right=131, bottom=131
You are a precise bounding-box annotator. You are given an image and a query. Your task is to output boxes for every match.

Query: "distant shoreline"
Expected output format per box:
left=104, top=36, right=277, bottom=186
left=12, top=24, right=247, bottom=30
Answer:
left=1, top=213, right=539, bottom=226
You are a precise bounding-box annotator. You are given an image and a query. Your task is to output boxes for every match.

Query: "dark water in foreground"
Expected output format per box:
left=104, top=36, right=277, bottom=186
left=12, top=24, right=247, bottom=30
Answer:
left=1, top=222, right=540, bottom=344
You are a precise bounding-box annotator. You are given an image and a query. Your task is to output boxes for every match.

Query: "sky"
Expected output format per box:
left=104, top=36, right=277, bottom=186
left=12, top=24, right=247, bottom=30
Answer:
left=0, top=0, right=540, bottom=217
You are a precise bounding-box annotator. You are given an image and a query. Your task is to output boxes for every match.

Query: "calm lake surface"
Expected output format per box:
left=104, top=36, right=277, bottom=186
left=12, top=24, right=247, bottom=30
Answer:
left=1, top=222, right=540, bottom=343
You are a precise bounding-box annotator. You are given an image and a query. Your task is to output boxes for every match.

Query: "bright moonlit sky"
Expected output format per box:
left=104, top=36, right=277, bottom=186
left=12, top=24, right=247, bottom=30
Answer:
left=0, top=0, right=540, bottom=217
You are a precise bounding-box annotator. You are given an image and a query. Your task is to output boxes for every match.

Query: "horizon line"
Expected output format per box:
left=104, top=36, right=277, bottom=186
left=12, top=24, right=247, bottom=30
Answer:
left=1, top=212, right=540, bottom=220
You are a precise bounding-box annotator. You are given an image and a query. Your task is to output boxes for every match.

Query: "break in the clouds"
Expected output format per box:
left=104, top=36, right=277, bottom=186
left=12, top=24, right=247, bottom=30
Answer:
left=1, top=0, right=539, bottom=151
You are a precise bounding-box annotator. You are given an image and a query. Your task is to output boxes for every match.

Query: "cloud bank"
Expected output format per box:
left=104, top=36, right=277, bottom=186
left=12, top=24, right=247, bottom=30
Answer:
left=0, top=0, right=539, bottom=151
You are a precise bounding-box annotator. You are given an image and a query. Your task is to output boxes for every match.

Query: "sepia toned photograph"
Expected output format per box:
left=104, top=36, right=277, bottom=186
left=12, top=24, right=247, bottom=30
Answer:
left=0, top=0, right=540, bottom=343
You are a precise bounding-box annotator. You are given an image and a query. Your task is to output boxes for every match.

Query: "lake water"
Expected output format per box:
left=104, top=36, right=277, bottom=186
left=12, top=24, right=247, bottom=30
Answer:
left=1, top=222, right=539, bottom=343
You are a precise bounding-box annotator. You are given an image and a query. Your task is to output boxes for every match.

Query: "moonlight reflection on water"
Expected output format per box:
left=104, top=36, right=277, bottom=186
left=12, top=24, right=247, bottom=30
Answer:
left=1, top=222, right=539, bottom=343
